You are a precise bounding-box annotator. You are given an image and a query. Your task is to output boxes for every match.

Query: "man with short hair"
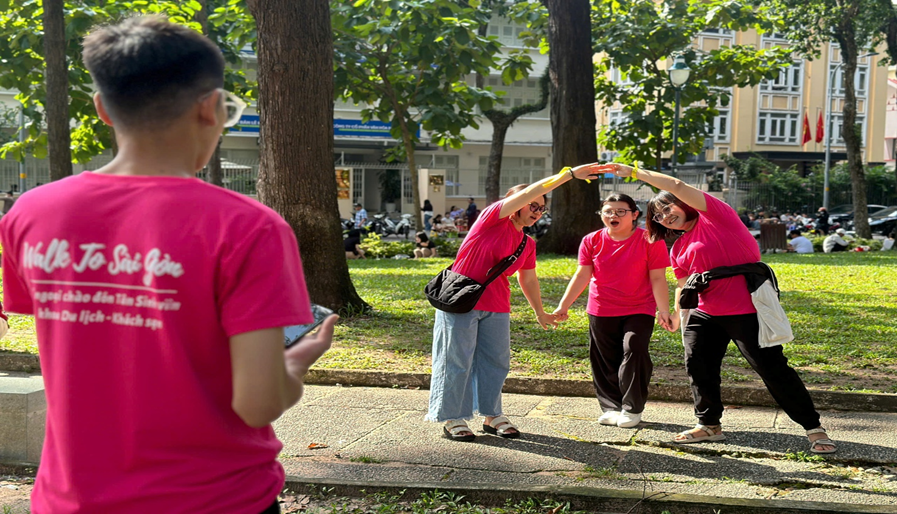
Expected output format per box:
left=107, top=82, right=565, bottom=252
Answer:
left=0, top=17, right=334, bottom=514
left=787, top=230, right=814, bottom=254
left=466, top=197, right=478, bottom=228
left=354, top=202, right=367, bottom=229
left=823, top=228, right=850, bottom=253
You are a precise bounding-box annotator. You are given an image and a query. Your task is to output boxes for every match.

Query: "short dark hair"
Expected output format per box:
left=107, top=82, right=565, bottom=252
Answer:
left=83, top=16, right=225, bottom=130
left=645, top=191, right=699, bottom=243
left=601, top=193, right=641, bottom=223
left=416, top=231, right=429, bottom=242
left=789, top=230, right=801, bottom=238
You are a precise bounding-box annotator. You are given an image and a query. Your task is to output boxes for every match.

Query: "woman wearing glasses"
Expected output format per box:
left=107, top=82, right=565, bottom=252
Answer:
left=427, top=165, right=601, bottom=442
left=553, top=193, right=674, bottom=428
left=592, top=163, right=835, bottom=454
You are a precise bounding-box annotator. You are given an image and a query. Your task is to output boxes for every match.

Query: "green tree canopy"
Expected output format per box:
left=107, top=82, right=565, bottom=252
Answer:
left=0, top=0, right=255, bottom=167
left=332, top=0, right=523, bottom=228
left=592, top=0, right=793, bottom=172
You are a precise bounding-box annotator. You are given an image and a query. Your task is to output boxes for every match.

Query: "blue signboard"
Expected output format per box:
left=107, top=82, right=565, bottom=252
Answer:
left=334, top=118, right=392, bottom=138
left=230, top=116, right=419, bottom=139
left=334, top=118, right=419, bottom=139
left=231, top=114, right=260, bottom=134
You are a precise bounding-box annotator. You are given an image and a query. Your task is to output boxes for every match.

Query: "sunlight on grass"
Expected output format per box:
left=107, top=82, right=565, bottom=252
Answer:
left=3, top=251, right=897, bottom=392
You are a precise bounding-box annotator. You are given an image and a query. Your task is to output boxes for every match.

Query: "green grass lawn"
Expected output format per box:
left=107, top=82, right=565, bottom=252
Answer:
left=3, top=251, right=897, bottom=392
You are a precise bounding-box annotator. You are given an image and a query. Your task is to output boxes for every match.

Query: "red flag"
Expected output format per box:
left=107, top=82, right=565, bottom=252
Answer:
left=802, top=112, right=811, bottom=145
left=815, top=111, right=824, bottom=143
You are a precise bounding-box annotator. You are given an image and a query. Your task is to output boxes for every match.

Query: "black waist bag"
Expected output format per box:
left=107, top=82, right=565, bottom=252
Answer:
left=425, top=233, right=527, bottom=314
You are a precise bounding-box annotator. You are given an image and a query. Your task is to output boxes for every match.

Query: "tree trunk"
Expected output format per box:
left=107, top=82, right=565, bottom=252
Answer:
left=247, top=0, right=368, bottom=313
left=836, top=28, right=871, bottom=238
left=878, top=0, right=897, bottom=65
left=208, top=142, right=223, bottom=186
left=197, top=0, right=224, bottom=187
left=485, top=121, right=509, bottom=204
left=43, top=0, right=72, bottom=182
left=403, top=135, right=420, bottom=228
left=537, top=0, right=601, bottom=255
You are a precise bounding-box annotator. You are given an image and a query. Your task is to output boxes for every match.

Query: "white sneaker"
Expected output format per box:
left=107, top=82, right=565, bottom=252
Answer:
left=598, top=411, right=620, bottom=426
left=617, top=411, right=641, bottom=428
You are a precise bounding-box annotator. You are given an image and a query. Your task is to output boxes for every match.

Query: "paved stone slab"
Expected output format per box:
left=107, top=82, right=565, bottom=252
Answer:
left=328, top=413, right=623, bottom=473
left=274, top=405, right=409, bottom=458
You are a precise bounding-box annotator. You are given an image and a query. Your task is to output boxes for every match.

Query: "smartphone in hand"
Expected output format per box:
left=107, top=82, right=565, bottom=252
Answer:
left=284, top=303, right=334, bottom=348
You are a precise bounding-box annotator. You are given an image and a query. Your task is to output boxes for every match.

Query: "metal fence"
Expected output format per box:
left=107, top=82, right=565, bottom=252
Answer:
left=197, top=158, right=260, bottom=195
left=723, top=177, right=897, bottom=215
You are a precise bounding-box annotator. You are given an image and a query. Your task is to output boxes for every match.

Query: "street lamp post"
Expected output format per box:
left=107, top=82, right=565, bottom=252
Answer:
left=668, top=55, right=691, bottom=176
left=822, top=51, right=878, bottom=209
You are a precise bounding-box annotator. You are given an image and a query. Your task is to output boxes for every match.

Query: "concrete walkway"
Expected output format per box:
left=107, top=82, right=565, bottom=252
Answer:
left=275, top=384, right=897, bottom=513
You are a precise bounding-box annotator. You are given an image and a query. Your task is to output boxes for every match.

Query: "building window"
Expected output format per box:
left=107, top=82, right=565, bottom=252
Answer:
left=832, top=64, right=869, bottom=97
left=760, top=62, right=803, bottom=94
left=757, top=111, right=799, bottom=144
left=433, top=155, right=460, bottom=196
left=709, top=109, right=730, bottom=143
left=608, top=110, right=629, bottom=126
left=484, top=76, right=548, bottom=118
left=610, top=67, right=634, bottom=86
left=477, top=156, right=548, bottom=197
left=487, top=17, right=527, bottom=47
left=700, top=28, right=733, bottom=35
left=831, top=114, right=866, bottom=146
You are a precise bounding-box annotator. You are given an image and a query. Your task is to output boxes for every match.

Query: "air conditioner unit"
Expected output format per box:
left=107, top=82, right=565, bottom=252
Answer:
left=600, top=151, right=612, bottom=161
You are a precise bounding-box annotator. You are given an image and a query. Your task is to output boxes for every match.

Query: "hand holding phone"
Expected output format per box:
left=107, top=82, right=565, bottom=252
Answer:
left=284, top=304, right=334, bottom=348
left=283, top=304, right=337, bottom=381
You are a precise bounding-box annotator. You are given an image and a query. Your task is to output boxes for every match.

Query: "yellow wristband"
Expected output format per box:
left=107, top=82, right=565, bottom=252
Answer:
left=544, top=167, right=570, bottom=186
left=546, top=166, right=591, bottom=186
left=631, top=163, right=638, bottom=180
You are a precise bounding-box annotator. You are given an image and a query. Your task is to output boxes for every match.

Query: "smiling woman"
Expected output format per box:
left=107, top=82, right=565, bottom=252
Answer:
left=552, top=192, right=674, bottom=429
left=425, top=163, right=603, bottom=443
left=590, top=162, right=837, bottom=455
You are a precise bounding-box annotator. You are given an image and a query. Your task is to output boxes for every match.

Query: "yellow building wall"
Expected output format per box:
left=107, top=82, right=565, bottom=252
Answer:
left=596, top=28, right=889, bottom=166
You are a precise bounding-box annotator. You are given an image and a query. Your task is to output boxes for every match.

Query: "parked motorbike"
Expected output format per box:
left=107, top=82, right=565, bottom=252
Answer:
left=367, top=213, right=399, bottom=237
left=394, top=213, right=414, bottom=238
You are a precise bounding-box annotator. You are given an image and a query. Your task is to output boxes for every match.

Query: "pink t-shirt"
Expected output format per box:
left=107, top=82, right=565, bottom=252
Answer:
left=451, top=200, right=536, bottom=313
left=578, top=227, right=670, bottom=317
left=670, top=192, right=761, bottom=316
left=0, top=172, right=313, bottom=514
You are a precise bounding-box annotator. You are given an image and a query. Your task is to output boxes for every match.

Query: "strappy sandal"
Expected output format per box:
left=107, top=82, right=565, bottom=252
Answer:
left=442, top=420, right=475, bottom=442
left=807, top=427, right=837, bottom=454
left=483, top=415, right=520, bottom=439
left=673, top=424, right=726, bottom=444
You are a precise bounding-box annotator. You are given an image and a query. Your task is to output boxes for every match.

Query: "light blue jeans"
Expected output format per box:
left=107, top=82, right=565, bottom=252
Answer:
left=426, top=309, right=511, bottom=422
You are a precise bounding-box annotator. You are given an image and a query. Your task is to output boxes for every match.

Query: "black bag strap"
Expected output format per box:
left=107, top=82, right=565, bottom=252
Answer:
left=446, top=232, right=529, bottom=285
left=482, top=232, right=529, bottom=285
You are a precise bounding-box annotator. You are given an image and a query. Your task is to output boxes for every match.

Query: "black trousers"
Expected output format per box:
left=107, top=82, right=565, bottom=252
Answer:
left=682, top=310, right=820, bottom=429
left=588, top=314, right=655, bottom=414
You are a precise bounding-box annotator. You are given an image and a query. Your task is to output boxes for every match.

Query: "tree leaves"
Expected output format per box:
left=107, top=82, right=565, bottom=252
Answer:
left=0, top=0, right=254, bottom=166
left=592, top=0, right=792, bottom=170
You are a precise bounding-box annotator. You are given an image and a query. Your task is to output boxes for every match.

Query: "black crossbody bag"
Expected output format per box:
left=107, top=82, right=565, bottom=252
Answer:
left=424, top=233, right=528, bottom=314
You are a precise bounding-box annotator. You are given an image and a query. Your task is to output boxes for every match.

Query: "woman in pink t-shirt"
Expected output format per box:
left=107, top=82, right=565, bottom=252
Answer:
left=426, top=164, right=601, bottom=442
left=553, top=193, right=674, bottom=429
left=593, top=163, right=835, bottom=454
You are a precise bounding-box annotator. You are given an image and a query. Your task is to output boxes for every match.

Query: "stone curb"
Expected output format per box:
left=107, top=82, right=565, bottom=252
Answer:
left=5, top=352, right=897, bottom=412
left=284, top=477, right=897, bottom=514
left=303, top=369, right=897, bottom=413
